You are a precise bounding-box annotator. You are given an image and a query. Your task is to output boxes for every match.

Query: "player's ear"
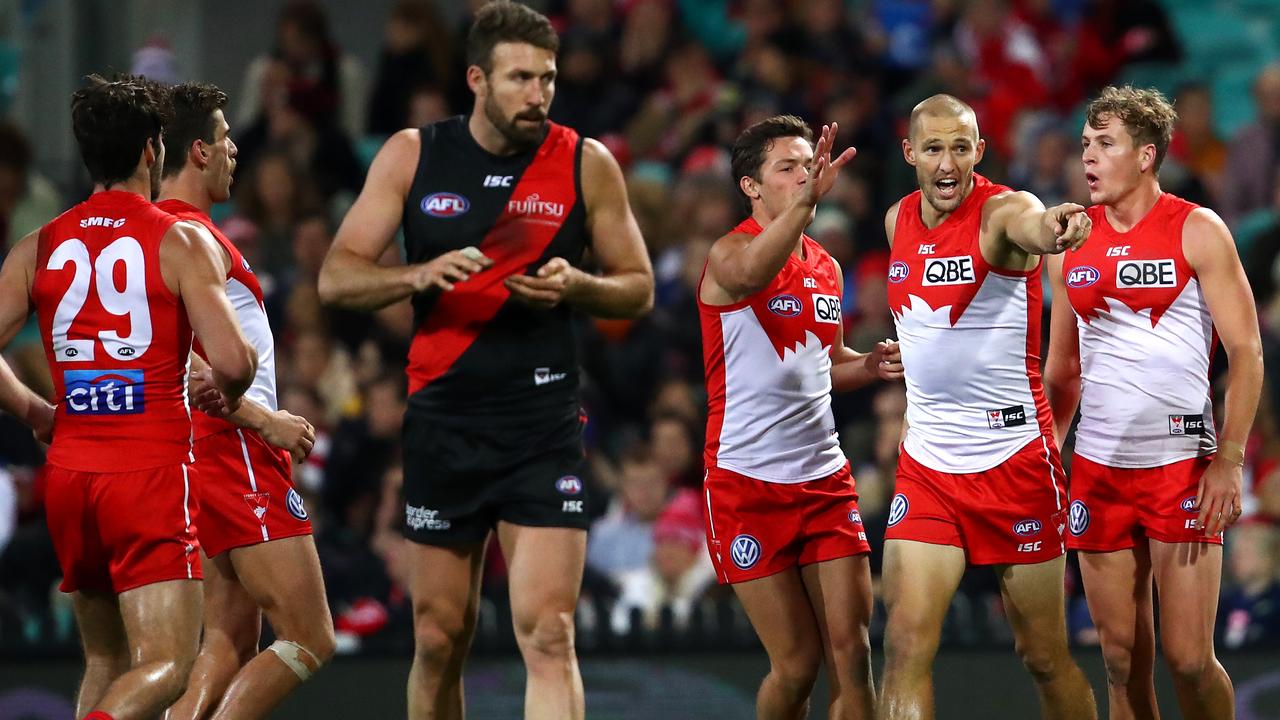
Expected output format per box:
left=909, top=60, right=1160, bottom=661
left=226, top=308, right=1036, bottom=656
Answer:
left=466, top=65, right=487, bottom=95
left=191, top=140, right=209, bottom=170
left=974, top=138, right=986, bottom=165
left=739, top=175, right=760, bottom=201
left=1139, top=143, right=1156, bottom=173
left=902, top=138, right=915, bottom=166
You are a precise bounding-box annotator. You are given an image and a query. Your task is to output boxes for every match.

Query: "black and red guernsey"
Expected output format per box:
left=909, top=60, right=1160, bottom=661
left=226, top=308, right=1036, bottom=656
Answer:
left=402, top=116, right=588, bottom=418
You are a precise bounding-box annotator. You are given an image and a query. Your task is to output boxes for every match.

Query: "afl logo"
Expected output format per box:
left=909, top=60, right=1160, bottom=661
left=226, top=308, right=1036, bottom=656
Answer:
left=730, top=534, right=761, bottom=570
left=1180, top=496, right=1197, bottom=512
left=286, top=488, right=309, bottom=521
left=768, top=294, right=802, bottom=317
left=555, top=476, right=583, bottom=495
left=1068, top=499, right=1089, bottom=536
left=1013, top=519, right=1042, bottom=536
left=888, top=261, right=910, bottom=283
left=888, top=493, right=909, bottom=527
left=421, top=192, right=471, bottom=218
left=848, top=509, right=863, bottom=524
left=1066, top=266, right=1100, bottom=288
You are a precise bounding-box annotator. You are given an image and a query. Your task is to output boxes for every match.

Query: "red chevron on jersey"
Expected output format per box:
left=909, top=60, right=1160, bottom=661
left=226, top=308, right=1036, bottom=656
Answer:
left=407, top=123, right=580, bottom=395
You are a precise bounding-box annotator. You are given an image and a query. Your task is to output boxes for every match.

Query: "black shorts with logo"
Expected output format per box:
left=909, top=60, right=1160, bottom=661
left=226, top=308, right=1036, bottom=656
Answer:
left=401, top=406, right=589, bottom=545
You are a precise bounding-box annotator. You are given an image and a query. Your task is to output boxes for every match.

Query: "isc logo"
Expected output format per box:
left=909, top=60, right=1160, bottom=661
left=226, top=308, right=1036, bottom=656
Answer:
left=986, top=405, right=1027, bottom=429
left=922, top=256, right=975, bottom=286
left=1105, top=245, right=1131, bottom=257
left=813, top=294, right=841, bottom=324
left=1016, top=541, right=1043, bottom=553
left=483, top=175, right=513, bottom=187
left=888, top=261, right=910, bottom=283
left=420, top=192, right=471, bottom=218
left=1168, top=414, right=1207, bottom=436
left=1117, top=259, right=1176, bottom=288
left=768, top=294, right=802, bottom=317
left=1013, top=519, right=1042, bottom=536
left=1066, top=266, right=1100, bottom=288
left=64, top=369, right=144, bottom=415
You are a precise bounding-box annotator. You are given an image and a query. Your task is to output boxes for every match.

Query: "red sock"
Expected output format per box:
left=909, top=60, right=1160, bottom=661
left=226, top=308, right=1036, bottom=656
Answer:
left=84, top=712, right=115, bottom=720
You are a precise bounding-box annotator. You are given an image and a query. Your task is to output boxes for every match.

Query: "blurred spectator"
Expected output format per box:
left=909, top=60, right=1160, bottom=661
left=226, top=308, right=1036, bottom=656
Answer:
left=649, top=413, right=700, bottom=489
left=954, top=0, right=1049, bottom=157
left=231, top=151, right=323, bottom=279
left=586, top=444, right=671, bottom=582
left=130, top=36, right=180, bottom=85
left=366, top=0, right=455, bottom=135
left=0, top=123, right=62, bottom=254
left=237, top=0, right=368, bottom=139
left=1224, top=64, right=1280, bottom=229
left=1067, top=0, right=1181, bottom=106
left=618, top=0, right=676, bottom=93
left=1169, top=83, right=1228, bottom=207
left=1010, top=124, right=1073, bottom=207
left=608, top=489, right=715, bottom=634
left=548, top=30, right=638, bottom=138
left=1219, top=520, right=1280, bottom=649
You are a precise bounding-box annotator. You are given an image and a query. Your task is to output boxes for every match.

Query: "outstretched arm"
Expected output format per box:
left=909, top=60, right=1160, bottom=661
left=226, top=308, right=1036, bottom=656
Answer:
left=1043, top=253, right=1082, bottom=448
left=830, top=260, right=903, bottom=392
left=990, top=191, right=1092, bottom=256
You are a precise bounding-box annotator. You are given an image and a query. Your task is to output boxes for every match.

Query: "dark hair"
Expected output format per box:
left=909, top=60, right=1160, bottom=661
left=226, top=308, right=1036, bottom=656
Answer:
left=71, top=73, right=172, bottom=186
left=466, top=1, right=559, bottom=74
left=730, top=115, right=813, bottom=209
left=1086, top=85, right=1178, bottom=172
left=0, top=122, right=32, bottom=175
left=162, top=82, right=229, bottom=179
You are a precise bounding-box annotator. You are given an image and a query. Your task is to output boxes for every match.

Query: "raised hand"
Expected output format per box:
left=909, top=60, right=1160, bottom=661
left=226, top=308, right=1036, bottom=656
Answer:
left=801, top=122, right=858, bottom=207
left=1046, top=203, right=1091, bottom=252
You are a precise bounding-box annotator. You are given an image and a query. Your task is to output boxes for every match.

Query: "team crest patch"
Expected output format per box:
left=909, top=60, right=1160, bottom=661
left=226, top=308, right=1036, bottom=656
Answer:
left=243, top=492, right=270, bottom=522
left=286, top=488, right=309, bottom=521
left=1068, top=500, right=1089, bottom=536
left=730, top=534, right=761, bottom=570
left=888, top=493, right=909, bottom=527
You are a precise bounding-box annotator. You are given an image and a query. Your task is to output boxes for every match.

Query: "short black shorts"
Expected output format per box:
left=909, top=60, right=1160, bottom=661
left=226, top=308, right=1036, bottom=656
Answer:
left=401, top=407, right=589, bottom=544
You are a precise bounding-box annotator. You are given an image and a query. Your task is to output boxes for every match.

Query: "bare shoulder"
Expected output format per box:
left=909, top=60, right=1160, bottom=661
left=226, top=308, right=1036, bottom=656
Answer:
left=367, top=128, right=421, bottom=193
left=1182, top=206, right=1235, bottom=266
left=162, top=220, right=226, bottom=270
left=1, top=230, right=40, bottom=287
left=982, top=189, right=1040, bottom=219
left=579, top=137, right=625, bottom=187
left=884, top=199, right=902, bottom=246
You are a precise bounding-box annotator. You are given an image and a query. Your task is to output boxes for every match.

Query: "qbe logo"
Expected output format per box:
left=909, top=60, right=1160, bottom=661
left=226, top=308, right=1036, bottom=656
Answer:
left=286, top=488, right=309, bottom=521
left=767, top=294, right=802, bottom=317
left=1066, top=266, right=1100, bottom=288
left=1180, top=496, right=1197, bottom=513
left=1013, top=519, right=1042, bottom=537
left=1169, top=414, right=1207, bottom=436
left=420, top=192, right=471, bottom=218
left=986, top=405, right=1027, bottom=429
left=64, top=369, right=144, bottom=415
left=555, top=475, right=583, bottom=495
left=1068, top=500, right=1090, bottom=537
left=1117, top=259, right=1176, bottom=288
left=813, top=294, right=841, bottom=324
left=922, top=256, right=975, bottom=286
left=888, top=493, right=909, bottom=527
left=730, top=534, right=762, bottom=570
left=888, top=261, right=910, bottom=283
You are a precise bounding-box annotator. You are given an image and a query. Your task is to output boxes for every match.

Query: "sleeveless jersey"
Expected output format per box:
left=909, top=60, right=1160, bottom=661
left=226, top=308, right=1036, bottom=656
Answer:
left=700, top=218, right=846, bottom=483
left=157, top=199, right=278, bottom=440
left=888, top=174, right=1053, bottom=473
left=1060, top=193, right=1215, bottom=467
left=401, top=116, right=587, bottom=418
left=32, top=190, right=191, bottom=472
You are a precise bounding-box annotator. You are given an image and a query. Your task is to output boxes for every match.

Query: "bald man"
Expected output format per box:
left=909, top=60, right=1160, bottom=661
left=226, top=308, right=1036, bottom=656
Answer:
left=876, top=94, right=1097, bottom=720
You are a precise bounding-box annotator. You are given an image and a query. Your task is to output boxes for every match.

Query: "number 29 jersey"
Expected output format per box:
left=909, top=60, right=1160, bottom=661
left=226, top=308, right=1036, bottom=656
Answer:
left=32, top=190, right=192, bottom=472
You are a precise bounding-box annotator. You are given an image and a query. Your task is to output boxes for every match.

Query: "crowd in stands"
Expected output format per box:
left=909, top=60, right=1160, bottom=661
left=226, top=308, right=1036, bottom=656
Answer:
left=3, top=0, right=1280, bottom=656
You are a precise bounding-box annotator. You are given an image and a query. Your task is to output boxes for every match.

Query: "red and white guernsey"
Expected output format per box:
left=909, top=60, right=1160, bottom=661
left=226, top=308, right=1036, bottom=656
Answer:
left=32, top=191, right=191, bottom=472
left=1060, top=193, right=1215, bottom=468
left=888, top=174, right=1054, bottom=473
left=700, top=218, right=846, bottom=483
left=157, top=200, right=278, bottom=440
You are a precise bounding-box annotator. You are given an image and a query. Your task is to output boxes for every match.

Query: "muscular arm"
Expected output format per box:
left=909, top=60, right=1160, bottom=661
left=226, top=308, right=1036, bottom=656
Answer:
left=1184, top=208, right=1264, bottom=534
left=319, top=130, right=420, bottom=310
left=702, top=201, right=817, bottom=304
left=830, top=260, right=903, bottom=391
left=984, top=192, right=1090, bottom=269
left=1043, top=253, right=1082, bottom=448
left=164, top=222, right=256, bottom=400
left=189, top=353, right=314, bottom=460
left=0, top=232, right=54, bottom=433
left=566, top=138, right=654, bottom=318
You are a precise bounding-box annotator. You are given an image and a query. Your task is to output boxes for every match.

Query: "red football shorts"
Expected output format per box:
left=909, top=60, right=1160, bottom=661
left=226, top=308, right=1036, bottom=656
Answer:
left=44, top=462, right=201, bottom=593
left=1066, top=453, right=1219, bottom=551
left=886, top=436, right=1068, bottom=565
left=195, top=428, right=312, bottom=558
left=703, top=462, right=871, bottom=584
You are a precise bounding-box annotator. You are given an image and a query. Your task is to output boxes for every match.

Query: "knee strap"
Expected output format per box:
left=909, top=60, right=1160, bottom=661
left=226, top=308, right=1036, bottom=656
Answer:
left=268, top=639, right=320, bottom=681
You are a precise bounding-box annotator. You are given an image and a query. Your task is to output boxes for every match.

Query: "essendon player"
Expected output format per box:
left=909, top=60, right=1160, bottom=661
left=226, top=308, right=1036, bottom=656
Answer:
left=0, top=75, right=256, bottom=720
left=317, top=3, right=652, bottom=718
left=878, top=95, right=1096, bottom=720
left=156, top=83, right=334, bottom=720
left=1045, top=86, right=1259, bottom=720
left=700, top=116, right=902, bottom=720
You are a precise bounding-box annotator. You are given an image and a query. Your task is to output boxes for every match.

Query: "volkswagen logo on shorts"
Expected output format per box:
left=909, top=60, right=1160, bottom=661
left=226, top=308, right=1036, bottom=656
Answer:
left=556, top=475, right=583, bottom=495
left=1180, top=496, right=1197, bottom=512
left=767, top=294, right=802, bottom=317
left=1066, top=266, right=1101, bottom=288
left=888, top=493, right=909, bottom=527
left=1068, top=499, right=1089, bottom=536
left=1013, top=519, right=1042, bottom=536
left=730, top=534, right=761, bottom=570
left=286, top=488, right=309, bottom=521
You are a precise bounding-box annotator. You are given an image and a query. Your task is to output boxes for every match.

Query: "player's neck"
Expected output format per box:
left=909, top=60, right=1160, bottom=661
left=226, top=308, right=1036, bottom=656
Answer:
left=1102, top=177, right=1161, bottom=233
left=158, top=172, right=214, bottom=215
left=468, top=113, right=524, bottom=157
left=94, top=173, right=152, bottom=201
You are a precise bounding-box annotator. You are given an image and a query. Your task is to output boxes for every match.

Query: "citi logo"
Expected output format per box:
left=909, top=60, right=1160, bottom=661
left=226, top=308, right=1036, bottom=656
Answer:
left=1066, top=266, right=1100, bottom=288
left=888, top=261, right=909, bottom=283
left=768, top=294, right=802, bottom=317
left=421, top=192, right=471, bottom=218
left=1013, top=519, right=1042, bottom=536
